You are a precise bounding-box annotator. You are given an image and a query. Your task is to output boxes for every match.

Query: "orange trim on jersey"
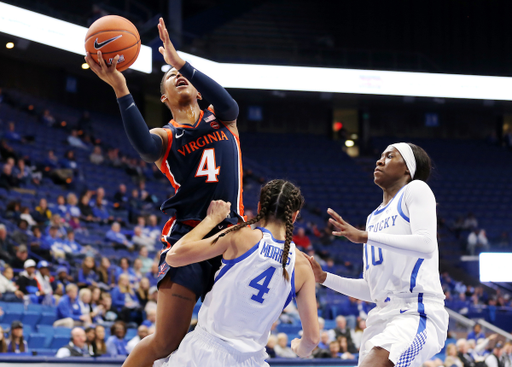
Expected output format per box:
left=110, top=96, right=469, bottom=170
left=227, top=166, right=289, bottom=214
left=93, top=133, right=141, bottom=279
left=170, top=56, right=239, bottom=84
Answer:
left=207, top=106, right=215, bottom=114
left=159, top=129, right=179, bottom=191
left=170, top=110, right=204, bottom=129
left=161, top=216, right=176, bottom=249
left=219, top=121, right=244, bottom=217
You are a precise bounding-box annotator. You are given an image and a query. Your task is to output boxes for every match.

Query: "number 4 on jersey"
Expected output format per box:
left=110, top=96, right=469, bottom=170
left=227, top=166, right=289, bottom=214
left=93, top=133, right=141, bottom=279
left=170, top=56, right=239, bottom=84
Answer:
left=249, top=267, right=276, bottom=304
left=195, top=148, right=220, bottom=182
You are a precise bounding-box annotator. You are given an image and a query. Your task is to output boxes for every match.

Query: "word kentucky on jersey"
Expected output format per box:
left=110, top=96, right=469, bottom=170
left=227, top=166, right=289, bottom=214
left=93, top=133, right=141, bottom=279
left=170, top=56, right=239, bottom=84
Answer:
left=260, top=242, right=292, bottom=266
left=177, top=130, right=230, bottom=156
left=368, top=215, right=398, bottom=233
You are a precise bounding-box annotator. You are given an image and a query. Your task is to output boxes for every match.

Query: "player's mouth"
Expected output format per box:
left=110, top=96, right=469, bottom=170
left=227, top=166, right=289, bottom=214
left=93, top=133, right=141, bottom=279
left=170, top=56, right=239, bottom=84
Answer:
left=176, top=78, right=189, bottom=88
left=374, top=168, right=383, bottom=173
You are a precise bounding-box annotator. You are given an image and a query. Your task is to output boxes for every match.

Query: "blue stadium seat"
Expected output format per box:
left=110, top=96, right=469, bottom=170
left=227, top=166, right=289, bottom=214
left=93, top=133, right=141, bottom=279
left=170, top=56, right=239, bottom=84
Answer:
left=39, top=312, right=57, bottom=325
left=0, top=309, right=23, bottom=324
left=22, top=311, right=41, bottom=328
left=50, top=335, right=70, bottom=349
left=125, top=328, right=137, bottom=340
left=53, top=327, right=72, bottom=337
left=28, top=333, right=46, bottom=349
left=37, top=325, right=55, bottom=336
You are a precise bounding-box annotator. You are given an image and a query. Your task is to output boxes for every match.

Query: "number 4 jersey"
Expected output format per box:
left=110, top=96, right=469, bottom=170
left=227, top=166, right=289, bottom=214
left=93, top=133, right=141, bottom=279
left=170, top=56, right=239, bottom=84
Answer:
left=159, top=108, right=244, bottom=222
left=198, top=227, right=297, bottom=354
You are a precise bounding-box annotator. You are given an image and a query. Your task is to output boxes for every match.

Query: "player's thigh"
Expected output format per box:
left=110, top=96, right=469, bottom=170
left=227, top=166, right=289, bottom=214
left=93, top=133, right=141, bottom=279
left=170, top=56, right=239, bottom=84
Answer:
left=154, top=275, right=197, bottom=344
left=359, top=347, right=394, bottom=367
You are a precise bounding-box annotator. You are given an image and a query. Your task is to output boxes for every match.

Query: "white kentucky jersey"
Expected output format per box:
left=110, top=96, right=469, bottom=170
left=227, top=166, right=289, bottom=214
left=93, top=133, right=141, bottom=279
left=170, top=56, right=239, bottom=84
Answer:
left=198, top=226, right=296, bottom=353
left=363, top=182, right=444, bottom=303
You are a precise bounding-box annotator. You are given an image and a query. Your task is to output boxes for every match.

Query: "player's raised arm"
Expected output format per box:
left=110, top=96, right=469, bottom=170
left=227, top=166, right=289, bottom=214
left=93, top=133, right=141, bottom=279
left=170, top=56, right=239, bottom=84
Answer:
left=85, top=51, right=166, bottom=163
left=158, top=18, right=239, bottom=125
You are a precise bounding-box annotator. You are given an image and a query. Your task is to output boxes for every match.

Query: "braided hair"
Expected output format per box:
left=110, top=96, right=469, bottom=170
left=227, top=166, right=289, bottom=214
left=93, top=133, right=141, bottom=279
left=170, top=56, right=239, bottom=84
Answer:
left=212, top=179, right=304, bottom=281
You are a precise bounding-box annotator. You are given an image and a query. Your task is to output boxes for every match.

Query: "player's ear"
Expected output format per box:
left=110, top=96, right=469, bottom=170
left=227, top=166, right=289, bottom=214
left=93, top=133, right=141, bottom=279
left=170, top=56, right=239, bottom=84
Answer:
left=197, top=92, right=203, bottom=101
left=160, top=94, right=168, bottom=104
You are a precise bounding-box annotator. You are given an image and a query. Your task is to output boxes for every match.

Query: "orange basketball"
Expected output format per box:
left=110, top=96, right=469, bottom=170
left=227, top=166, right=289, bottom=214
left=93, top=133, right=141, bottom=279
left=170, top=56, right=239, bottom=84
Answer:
left=85, top=15, right=141, bottom=72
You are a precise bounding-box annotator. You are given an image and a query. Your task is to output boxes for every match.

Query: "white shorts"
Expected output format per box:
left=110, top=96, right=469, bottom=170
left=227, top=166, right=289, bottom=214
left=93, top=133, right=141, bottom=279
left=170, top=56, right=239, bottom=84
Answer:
left=358, top=293, right=449, bottom=367
left=161, top=326, right=269, bottom=367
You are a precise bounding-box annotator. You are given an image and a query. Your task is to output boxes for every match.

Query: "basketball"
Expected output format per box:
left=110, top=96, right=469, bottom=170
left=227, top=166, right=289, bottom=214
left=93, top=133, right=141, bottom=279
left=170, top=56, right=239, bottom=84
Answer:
left=85, top=15, right=141, bottom=72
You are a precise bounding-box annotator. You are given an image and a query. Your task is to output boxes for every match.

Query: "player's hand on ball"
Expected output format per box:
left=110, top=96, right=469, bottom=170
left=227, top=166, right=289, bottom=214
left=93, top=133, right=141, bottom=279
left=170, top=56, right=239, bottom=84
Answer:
left=207, top=200, right=231, bottom=224
left=327, top=208, right=368, bottom=244
left=302, top=252, right=327, bottom=283
left=158, top=18, right=185, bottom=69
left=85, top=51, right=127, bottom=95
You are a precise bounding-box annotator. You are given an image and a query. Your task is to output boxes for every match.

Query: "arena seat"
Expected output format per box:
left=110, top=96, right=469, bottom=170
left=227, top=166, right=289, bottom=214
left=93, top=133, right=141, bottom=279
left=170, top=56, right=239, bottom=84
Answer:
left=28, top=333, right=47, bottom=349
left=49, top=335, right=71, bottom=349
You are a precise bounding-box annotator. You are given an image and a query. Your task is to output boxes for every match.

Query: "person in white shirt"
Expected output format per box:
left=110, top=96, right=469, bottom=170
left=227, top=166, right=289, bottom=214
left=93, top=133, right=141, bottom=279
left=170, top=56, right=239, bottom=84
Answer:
left=126, top=325, right=150, bottom=354
left=274, top=333, right=297, bottom=358
left=307, top=143, right=448, bottom=367
left=55, top=327, right=90, bottom=358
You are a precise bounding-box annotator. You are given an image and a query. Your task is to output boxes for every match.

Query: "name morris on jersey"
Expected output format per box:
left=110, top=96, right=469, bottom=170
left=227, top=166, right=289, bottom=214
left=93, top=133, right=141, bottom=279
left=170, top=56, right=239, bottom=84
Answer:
left=260, top=242, right=292, bottom=266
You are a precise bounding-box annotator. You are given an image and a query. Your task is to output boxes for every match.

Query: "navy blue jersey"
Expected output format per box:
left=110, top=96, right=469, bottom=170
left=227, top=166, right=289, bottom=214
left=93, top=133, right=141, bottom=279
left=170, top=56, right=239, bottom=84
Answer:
left=158, top=107, right=244, bottom=223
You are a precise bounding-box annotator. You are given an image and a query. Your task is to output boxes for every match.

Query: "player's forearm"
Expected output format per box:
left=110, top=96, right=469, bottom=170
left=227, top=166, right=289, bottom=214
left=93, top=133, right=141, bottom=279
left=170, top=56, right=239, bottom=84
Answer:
left=117, top=94, right=163, bottom=162
left=179, top=62, right=239, bottom=121
left=322, top=273, right=373, bottom=302
left=175, top=217, right=218, bottom=246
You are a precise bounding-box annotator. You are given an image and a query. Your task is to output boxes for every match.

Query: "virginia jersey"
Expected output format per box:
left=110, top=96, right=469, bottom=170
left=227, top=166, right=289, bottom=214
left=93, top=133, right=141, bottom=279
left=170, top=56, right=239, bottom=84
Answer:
left=158, top=108, right=244, bottom=223
left=198, top=227, right=296, bottom=353
left=363, top=183, right=444, bottom=303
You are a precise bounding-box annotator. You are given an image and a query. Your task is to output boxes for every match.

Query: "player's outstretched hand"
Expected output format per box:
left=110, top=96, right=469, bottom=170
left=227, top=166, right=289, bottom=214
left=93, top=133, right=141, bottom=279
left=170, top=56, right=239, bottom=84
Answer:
left=206, top=200, right=231, bottom=224
left=158, top=17, right=185, bottom=69
left=327, top=208, right=368, bottom=244
left=302, top=252, right=327, bottom=283
left=85, top=51, right=128, bottom=97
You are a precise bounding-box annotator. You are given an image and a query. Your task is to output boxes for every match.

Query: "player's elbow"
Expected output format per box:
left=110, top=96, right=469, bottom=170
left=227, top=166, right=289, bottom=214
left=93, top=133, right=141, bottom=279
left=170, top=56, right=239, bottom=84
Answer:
left=216, top=100, right=239, bottom=122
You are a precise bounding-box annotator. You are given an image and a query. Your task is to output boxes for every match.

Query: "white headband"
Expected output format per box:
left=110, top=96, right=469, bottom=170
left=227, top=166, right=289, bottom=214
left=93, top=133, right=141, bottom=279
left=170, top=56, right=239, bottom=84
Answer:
left=390, top=143, right=416, bottom=179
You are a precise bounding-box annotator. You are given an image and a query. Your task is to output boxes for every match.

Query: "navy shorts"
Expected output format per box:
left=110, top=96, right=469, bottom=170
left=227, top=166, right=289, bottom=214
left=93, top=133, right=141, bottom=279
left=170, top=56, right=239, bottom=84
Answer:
left=157, top=219, right=232, bottom=300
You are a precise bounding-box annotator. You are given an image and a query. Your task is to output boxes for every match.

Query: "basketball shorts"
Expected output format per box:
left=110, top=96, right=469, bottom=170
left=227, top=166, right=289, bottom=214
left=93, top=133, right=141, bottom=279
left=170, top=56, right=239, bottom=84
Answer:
left=162, top=325, right=269, bottom=367
left=358, top=293, right=449, bottom=367
left=157, top=218, right=232, bottom=300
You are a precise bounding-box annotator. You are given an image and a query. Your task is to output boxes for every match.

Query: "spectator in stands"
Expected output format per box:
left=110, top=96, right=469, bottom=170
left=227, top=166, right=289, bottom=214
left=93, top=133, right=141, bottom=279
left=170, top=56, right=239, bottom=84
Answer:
left=92, top=189, right=114, bottom=224
left=78, top=193, right=95, bottom=223
left=55, top=326, right=90, bottom=358
left=0, top=163, right=20, bottom=190
left=16, top=259, right=38, bottom=296
left=99, top=292, right=118, bottom=325
left=13, top=159, right=34, bottom=186
left=317, top=331, right=330, bottom=350
left=145, top=262, right=159, bottom=287
left=48, top=213, right=68, bottom=238
left=3, top=121, right=22, bottom=142
left=111, top=273, right=140, bottom=322
left=0, top=265, right=23, bottom=302
left=105, top=148, right=122, bottom=168
left=11, top=219, right=29, bottom=246
left=133, top=258, right=144, bottom=284
left=89, top=145, right=104, bottom=165
left=132, top=225, right=154, bottom=250
left=106, top=321, right=128, bottom=357
left=68, top=130, right=89, bottom=150
left=55, top=283, right=92, bottom=328
left=266, top=335, right=277, bottom=358
left=145, top=214, right=161, bottom=242
left=41, top=109, right=56, bottom=127
left=34, top=198, right=52, bottom=224
left=329, top=316, right=357, bottom=353
left=142, top=308, right=156, bottom=329
left=467, top=324, right=486, bottom=341
left=7, top=321, right=28, bottom=353
left=136, top=277, right=150, bottom=309
left=77, top=256, right=99, bottom=288
left=444, top=343, right=464, bottom=367
left=98, top=257, right=115, bottom=288
left=126, top=325, right=149, bottom=354
left=93, top=325, right=107, bottom=356
left=61, top=150, right=82, bottom=180
left=485, top=342, right=503, bottom=367
left=35, top=260, right=54, bottom=305
left=106, top=223, right=133, bottom=250
left=145, top=286, right=158, bottom=314
left=55, top=229, right=84, bottom=257
left=274, top=333, right=296, bottom=358
left=338, top=336, right=356, bottom=360
left=292, top=227, right=313, bottom=251
left=351, top=318, right=366, bottom=350
left=0, top=325, right=6, bottom=353
left=44, top=225, right=65, bottom=259
left=51, top=267, right=72, bottom=297
left=0, top=224, right=14, bottom=263
left=456, top=339, right=476, bottom=367
left=85, top=327, right=96, bottom=355
left=113, top=184, right=128, bottom=210
left=138, top=247, right=153, bottom=274
left=502, top=342, right=511, bottom=367
left=329, top=340, right=342, bottom=358
left=128, top=189, right=143, bottom=223
left=19, top=207, right=36, bottom=227
left=78, top=288, right=104, bottom=326
left=467, top=229, right=489, bottom=255
left=66, top=193, right=81, bottom=219
left=9, top=244, right=28, bottom=270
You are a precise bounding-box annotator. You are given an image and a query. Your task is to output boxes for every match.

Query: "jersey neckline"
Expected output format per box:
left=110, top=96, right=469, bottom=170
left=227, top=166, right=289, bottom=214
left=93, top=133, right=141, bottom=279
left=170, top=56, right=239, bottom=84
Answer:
left=373, top=184, right=407, bottom=216
left=256, top=226, right=285, bottom=244
left=170, top=110, right=205, bottom=129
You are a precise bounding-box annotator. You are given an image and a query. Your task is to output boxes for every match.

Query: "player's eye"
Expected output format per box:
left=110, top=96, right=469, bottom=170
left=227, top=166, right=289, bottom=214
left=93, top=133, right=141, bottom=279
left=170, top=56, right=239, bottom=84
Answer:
left=387, top=154, right=393, bottom=158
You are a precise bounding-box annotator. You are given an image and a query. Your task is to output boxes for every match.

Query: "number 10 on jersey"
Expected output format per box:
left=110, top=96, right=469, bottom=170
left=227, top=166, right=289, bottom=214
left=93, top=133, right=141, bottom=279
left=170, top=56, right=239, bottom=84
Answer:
left=195, top=148, right=220, bottom=182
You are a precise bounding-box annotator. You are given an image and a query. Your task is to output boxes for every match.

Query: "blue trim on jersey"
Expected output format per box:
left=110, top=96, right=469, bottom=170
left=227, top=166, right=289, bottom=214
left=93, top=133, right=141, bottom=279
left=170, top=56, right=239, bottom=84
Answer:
left=397, top=192, right=410, bottom=223
left=256, top=227, right=285, bottom=244
left=373, top=185, right=407, bottom=215
left=395, top=293, right=427, bottom=367
left=214, top=242, right=259, bottom=283
left=282, top=269, right=296, bottom=311
left=409, top=258, right=424, bottom=292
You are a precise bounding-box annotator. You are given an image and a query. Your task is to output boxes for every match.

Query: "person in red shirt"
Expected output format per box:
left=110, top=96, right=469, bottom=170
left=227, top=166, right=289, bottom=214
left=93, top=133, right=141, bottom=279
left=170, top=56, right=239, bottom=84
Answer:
left=293, top=227, right=313, bottom=252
